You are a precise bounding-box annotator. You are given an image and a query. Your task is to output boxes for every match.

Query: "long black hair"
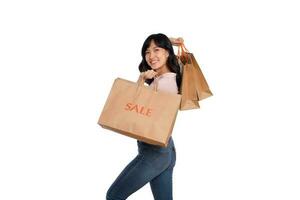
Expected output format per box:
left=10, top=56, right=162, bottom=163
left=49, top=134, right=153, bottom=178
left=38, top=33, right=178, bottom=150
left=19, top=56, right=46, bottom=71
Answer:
left=138, top=33, right=182, bottom=90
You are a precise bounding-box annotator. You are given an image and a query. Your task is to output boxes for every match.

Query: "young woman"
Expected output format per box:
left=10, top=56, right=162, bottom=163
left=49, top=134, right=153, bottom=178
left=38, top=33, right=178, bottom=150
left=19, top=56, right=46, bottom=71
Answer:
left=106, top=33, right=184, bottom=200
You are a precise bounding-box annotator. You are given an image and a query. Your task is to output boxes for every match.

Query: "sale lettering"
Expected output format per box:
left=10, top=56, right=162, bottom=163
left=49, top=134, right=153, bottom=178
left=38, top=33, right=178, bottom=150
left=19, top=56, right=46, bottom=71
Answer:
left=124, top=103, right=153, bottom=117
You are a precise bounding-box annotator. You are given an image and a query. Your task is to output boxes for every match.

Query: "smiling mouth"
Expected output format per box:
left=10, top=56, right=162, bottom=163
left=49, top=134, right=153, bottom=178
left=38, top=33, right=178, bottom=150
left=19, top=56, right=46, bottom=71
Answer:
left=150, top=61, right=158, bottom=65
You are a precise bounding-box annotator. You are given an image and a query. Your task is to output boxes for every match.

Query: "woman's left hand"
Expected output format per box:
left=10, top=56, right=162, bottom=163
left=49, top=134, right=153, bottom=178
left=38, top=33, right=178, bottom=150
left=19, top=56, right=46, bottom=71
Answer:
left=169, top=37, right=184, bottom=46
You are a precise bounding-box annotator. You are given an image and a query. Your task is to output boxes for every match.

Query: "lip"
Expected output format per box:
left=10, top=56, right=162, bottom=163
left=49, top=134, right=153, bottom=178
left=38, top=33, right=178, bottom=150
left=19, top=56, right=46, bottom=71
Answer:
left=150, top=61, right=158, bottom=65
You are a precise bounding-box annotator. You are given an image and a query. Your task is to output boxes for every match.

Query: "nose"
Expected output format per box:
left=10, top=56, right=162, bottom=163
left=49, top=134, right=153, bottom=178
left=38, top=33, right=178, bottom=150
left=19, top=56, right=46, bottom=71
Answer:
left=149, top=51, right=156, bottom=60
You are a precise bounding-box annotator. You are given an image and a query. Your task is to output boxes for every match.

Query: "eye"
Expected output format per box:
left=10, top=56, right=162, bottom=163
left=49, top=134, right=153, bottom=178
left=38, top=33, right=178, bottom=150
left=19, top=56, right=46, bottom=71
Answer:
left=145, top=51, right=150, bottom=55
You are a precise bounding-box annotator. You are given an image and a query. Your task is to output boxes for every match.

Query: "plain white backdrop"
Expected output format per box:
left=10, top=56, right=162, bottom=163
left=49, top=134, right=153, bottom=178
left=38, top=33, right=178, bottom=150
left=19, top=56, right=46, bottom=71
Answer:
left=1, top=0, right=299, bottom=199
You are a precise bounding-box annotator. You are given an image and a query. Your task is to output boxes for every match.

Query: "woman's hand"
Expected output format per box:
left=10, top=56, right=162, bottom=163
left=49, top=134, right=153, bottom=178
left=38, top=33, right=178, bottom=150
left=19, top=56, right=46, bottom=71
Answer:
left=140, top=70, right=158, bottom=80
left=169, top=37, right=184, bottom=46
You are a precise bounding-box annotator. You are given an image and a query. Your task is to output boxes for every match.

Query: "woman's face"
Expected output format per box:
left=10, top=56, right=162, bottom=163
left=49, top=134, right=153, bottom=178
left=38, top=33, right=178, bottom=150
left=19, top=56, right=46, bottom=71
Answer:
left=145, top=40, right=169, bottom=72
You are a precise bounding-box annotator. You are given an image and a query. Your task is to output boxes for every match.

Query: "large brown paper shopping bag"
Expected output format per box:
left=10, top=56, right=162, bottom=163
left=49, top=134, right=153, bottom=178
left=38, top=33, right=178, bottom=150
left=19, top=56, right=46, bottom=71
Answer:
left=98, top=78, right=181, bottom=147
left=178, top=44, right=200, bottom=110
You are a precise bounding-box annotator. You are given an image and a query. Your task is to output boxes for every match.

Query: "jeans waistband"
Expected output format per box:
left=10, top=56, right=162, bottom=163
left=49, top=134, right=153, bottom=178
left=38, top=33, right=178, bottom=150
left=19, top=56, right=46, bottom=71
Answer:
left=137, top=137, right=174, bottom=153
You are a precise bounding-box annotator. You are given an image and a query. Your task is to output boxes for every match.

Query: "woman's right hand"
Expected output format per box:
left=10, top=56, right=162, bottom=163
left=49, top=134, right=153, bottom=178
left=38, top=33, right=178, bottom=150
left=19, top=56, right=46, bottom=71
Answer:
left=140, top=70, right=158, bottom=80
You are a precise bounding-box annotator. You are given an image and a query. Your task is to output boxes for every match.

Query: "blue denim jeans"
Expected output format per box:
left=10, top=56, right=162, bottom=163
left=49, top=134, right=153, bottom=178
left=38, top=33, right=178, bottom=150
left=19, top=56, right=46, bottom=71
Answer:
left=106, top=137, right=176, bottom=200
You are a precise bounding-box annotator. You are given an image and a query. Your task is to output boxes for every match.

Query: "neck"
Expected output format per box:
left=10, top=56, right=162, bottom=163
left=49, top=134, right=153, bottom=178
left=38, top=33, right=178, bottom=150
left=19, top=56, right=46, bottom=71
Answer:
left=155, top=65, right=170, bottom=76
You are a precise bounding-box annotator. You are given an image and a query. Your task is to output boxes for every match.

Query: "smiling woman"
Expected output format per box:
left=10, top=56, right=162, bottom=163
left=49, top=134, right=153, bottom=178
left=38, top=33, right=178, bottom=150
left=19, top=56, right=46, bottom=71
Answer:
left=138, top=33, right=182, bottom=89
left=105, top=33, right=183, bottom=200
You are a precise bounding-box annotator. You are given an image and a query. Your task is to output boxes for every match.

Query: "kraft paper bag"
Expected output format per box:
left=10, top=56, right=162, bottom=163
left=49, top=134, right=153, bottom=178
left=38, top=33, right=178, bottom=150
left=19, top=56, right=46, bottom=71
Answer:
left=178, top=44, right=213, bottom=110
left=190, top=53, right=213, bottom=101
left=98, top=78, right=181, bottom=147
left=179, top=62, right=200, bottom=110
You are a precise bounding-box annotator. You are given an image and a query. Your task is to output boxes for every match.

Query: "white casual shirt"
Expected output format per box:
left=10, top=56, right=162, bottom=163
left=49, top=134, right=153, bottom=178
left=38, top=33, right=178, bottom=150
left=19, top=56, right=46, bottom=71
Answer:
left=149, top=72, right=178, bottom=94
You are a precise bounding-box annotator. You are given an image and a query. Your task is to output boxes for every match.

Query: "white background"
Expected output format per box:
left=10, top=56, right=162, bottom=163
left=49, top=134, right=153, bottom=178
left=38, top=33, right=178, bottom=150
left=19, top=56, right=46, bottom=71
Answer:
left=1, top=0, right=299, bottom=199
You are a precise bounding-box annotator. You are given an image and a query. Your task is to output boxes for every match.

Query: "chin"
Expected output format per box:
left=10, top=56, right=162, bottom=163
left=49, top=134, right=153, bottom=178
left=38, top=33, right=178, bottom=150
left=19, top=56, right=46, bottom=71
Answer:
left=151, top=65, right=162, bottom=70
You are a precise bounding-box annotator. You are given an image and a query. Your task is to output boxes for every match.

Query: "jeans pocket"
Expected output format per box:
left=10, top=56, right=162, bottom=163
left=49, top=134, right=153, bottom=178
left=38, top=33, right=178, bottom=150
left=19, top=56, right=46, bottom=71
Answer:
left=173, top=146, right=177, bottom=165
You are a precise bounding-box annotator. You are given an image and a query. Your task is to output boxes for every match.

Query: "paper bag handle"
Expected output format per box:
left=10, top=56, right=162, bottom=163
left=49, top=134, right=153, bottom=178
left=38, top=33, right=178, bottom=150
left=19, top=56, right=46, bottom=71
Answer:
left=177, top=43, right=190, bottom=55
left=177, top=43, right=190, bottom=64
left=137, top=75, right=158, bottom=91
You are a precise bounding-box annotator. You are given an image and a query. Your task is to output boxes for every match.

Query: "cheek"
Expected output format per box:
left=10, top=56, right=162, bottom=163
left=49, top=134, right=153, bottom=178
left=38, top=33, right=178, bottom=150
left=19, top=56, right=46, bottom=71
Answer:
left=162, top=52, right=169, bottom=60
left=162, top=54, right=168, bottom=62
left=166, top=52, right=169, bottom=59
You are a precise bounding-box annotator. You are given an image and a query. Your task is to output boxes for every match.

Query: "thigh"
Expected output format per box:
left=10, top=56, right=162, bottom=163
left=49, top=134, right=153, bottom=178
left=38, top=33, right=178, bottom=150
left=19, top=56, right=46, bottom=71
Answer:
left=107, top=150, right=171, bottom=200
left=150, top=146, right=176, bottom=200
left=106, top=154, right=147, bottom=199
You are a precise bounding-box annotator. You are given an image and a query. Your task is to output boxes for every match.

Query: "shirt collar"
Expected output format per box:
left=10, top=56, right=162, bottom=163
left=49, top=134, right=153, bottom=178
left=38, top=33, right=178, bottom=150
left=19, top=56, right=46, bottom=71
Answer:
left=155, top=72, right=176, bottom=79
